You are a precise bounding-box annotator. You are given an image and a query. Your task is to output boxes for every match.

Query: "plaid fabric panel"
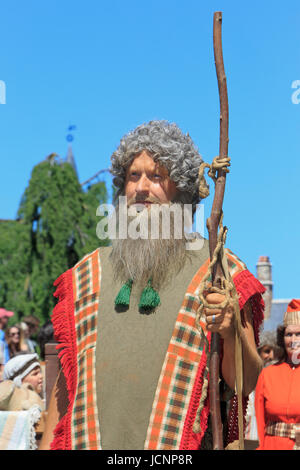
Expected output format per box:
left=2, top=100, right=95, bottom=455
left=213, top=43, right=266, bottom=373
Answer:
left=145, top=250, right=247, bottom=450
left=169, top=301, right=206, bottom=363
left=74, top=293, right=98, bottom=356
left=71, top=248, right=101, bottom=450
left=73, top=250, right=100, bottom=302
left=145, top=271, right=208, bottom=450
left=266, top=422, right=300, bottom=440
left=224, top=248, right=247, bottom=278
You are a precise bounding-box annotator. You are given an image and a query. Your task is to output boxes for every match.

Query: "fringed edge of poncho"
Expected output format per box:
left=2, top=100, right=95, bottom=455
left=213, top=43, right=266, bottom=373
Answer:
left=50, top=269, right=77, bottom=451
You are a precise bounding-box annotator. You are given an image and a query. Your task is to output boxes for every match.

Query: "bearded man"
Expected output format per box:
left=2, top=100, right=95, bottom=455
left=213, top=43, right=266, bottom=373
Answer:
left=40, top=120, right=265, bottom=450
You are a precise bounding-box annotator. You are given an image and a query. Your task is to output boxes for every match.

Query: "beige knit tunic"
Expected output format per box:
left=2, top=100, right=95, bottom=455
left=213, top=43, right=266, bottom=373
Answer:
left=95, top=242, right=209, bottom=450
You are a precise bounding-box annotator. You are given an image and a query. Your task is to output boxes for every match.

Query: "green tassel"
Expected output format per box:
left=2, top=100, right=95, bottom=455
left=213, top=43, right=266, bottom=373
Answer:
left=115, top=279, right=133, bottom=307
left=139, top=279, right=160, bottom=312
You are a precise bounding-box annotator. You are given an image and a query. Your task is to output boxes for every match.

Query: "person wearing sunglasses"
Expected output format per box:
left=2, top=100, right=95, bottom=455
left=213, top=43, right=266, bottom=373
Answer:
left=4, top=326, right=29, bottom=360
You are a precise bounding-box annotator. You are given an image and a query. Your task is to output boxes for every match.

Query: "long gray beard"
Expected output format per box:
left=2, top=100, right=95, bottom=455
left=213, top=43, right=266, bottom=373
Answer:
left=110, top=203, right=189, bottom=292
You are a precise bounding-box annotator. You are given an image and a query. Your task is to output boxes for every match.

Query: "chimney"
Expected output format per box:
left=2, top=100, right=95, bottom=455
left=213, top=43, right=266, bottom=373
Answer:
left=256, top=256, right=273, bottom=321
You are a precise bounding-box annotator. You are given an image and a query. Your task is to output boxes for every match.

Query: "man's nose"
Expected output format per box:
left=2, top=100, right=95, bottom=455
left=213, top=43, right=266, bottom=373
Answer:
left=135, top=175, right=150, bottom=194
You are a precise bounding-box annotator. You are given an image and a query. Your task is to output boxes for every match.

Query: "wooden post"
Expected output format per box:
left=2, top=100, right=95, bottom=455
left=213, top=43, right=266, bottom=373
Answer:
left=45, top=342, right=60, bottom=409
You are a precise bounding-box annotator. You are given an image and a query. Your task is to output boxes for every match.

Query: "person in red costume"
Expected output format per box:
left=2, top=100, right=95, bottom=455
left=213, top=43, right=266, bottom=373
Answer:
left=255, top=299, right=300, bottom=450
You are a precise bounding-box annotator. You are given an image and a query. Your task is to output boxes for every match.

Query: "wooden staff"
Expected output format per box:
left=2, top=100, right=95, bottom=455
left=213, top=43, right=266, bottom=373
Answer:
left=207, top=11, right=229, bottom=450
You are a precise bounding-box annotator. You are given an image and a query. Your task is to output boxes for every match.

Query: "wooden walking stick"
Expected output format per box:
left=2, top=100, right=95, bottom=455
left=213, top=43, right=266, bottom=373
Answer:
left=196, top=12, right=244, bottom=450
left=207, top=11, right=229, bottom=451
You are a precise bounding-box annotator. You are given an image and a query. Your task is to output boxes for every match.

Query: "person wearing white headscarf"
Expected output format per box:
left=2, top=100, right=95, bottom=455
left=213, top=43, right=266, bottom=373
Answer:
left=0, top=354, right=44, bottom=412
left=3, top=354, right=42, bottom=391
left=0, top=354, right=44, bottom=450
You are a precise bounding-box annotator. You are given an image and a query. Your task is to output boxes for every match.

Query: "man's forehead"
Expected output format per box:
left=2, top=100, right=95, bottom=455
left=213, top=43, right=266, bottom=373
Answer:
left=128, top=152, right=169, bottom=174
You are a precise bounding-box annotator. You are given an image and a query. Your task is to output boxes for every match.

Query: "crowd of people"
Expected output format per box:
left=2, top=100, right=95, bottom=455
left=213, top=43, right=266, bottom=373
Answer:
left=38, top=121, right=300, bottom=451
left=0, top=121, right=300, bottom=451
left=1, top=299, right=299, bottom=450
left=0, top=310, right=39, bottom=365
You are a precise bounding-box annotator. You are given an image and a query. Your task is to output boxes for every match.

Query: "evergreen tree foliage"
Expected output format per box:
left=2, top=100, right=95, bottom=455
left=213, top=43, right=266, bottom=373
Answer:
left=0, top=155, right=109, bottom=324
left=0, top=220, right=27, bottom=317
left=81, top=181, right=109, bottom=254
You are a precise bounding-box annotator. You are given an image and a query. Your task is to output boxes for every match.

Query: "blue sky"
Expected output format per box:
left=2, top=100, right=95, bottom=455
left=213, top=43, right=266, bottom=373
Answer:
left=0, top=1, right=299, bottom=299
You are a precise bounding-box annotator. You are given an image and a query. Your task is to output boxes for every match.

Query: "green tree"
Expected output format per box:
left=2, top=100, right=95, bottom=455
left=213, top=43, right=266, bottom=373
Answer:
left=0, top=155, right=109, bottom=324
left=81, top=181, right=109, bottom=254
left=0, top=220, right=27, bottom=316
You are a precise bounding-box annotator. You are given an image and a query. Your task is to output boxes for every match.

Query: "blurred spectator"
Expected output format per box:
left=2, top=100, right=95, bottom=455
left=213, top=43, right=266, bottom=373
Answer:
left=0, top=309, right=14, bottom=364
left=5, top=325, right=30, bottom=359
left=257, top=330, right=282, bottom=366
left=37, top=320, right=55, bottom=361
left=22, top=315, right=40, bottom=336
left=255, top=299, right=300, bottom=450
left=18, top=321, right=37, bottom=353
left=3, top=353, right=43, bottom=395
left=0, top=343, right=4, bottom=382
left=0, top=308, right=14, bottom=340
left=22, top=315, right=40, bottom=353
left=245, top=330, right=281, bottom=442
left=0, top=353, right=44, bottom=411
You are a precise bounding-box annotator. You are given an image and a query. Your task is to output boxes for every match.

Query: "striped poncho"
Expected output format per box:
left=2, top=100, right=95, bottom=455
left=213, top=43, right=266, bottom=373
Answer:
left=50, top=246, right=265, bottom=450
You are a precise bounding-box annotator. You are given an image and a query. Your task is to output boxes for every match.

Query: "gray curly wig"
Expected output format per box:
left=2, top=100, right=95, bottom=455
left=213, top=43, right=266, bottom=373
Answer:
left=110, top=120, right=204, bottom=211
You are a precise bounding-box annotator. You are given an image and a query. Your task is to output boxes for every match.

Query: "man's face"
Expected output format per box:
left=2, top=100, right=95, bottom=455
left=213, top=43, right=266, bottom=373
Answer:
left=284, top=325, right=300, bottom=363
left=9, top=326, right=20, bottom=345
left=124, top=151, right=178, bottom=207
left=22, top=366, right=43, bottom=395
left=112, top=150, right=186, bottom=291
left=0, top=316, right=9, bottom=329
left=259, top=345, right=274, bottom=365
left=26, top=322, right=37, bottom=336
